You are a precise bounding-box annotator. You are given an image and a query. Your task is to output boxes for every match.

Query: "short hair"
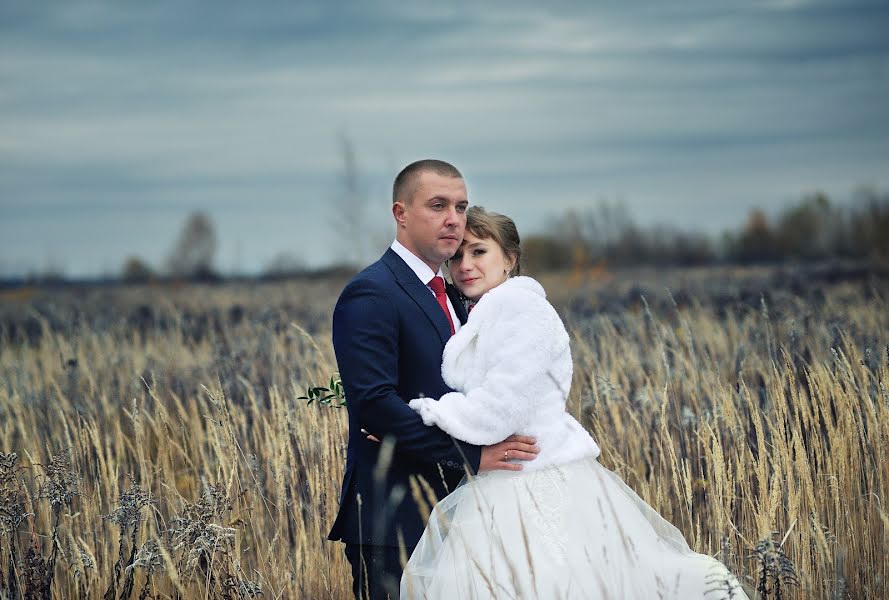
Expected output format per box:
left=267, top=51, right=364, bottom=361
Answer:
left=465, top=206, right=523, bottom=276
left=392, top=159, right=463, bottom=204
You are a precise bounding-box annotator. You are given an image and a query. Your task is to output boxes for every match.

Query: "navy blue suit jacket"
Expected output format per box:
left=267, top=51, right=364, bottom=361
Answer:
left=328, top=249, right=483, bottom=547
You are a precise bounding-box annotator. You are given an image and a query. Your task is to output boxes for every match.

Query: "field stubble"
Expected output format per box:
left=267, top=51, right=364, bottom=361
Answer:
left=0, top=266, right=887, bottom=599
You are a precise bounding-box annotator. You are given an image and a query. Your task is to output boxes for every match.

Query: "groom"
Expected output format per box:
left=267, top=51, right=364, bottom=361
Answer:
left=329, top=159, right=539, bottom=599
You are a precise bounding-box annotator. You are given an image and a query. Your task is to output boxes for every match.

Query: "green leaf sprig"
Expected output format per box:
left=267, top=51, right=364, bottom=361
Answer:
left=298, top=373, right=346, bottom=407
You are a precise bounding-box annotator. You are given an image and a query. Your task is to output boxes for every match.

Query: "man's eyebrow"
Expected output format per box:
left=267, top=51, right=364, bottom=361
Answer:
left=426, top=196, right=465, bottom=203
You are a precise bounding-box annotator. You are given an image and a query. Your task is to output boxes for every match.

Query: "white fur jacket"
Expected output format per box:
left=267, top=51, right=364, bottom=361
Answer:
left=409, top=276, right=600, bottom=471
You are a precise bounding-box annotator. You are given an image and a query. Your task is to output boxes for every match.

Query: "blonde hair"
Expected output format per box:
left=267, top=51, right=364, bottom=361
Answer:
left=465, top=206, right=523, bottom=276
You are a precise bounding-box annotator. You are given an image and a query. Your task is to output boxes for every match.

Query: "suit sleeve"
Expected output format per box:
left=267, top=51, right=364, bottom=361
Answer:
left=409, top=296, right=568, bottom=446
left=333, top=279, right=482, bottom=472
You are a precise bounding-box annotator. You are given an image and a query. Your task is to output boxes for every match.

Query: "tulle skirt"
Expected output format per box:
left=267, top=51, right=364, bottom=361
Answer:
left=401, top=457, right=748, bottom=599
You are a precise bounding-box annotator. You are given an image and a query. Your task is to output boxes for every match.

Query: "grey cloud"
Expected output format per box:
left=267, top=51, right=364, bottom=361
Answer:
left=1, top=0, right=887, bottom=276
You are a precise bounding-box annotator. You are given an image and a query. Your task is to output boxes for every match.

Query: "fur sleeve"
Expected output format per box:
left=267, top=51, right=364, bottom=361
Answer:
left=409, top=291, right=569, bottom=445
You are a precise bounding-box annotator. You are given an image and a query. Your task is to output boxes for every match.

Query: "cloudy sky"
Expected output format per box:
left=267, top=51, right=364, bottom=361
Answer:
left=1, top=0, right=888, bottom=277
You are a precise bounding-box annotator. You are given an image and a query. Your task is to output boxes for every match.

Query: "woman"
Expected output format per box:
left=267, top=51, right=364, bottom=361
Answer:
left=398, top=207, right=748, bottom=599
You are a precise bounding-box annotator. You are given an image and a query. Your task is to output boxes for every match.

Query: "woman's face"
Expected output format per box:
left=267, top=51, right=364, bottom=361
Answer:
left=448, top=230, right=515, bottom=301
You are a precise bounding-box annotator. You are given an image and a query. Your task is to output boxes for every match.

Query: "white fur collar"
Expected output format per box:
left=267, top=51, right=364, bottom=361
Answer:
left=486, top=275, right=546, bottom=299
left=473, top=275, right=546, bottom=304
left=442, top=276, right=547, bottom=389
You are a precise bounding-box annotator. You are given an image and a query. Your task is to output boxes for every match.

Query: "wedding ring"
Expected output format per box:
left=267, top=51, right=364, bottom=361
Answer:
left=504, top=450, right=509, bottom=461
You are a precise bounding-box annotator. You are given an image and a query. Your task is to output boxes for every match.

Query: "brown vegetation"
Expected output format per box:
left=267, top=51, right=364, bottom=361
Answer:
left=0, top=268, right=886, bottom=598
left=524, top=189, right=889, bottom=273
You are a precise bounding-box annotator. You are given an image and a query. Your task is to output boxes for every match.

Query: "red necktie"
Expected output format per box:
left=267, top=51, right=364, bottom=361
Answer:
left=428, top=276, right=455, bottom=335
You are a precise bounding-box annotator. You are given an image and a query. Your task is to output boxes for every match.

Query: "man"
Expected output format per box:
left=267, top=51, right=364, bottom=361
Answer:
left=330, top=159, right=539, bottom=599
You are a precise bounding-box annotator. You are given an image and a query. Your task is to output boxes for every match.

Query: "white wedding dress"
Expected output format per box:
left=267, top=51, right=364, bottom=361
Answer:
left=402, top=277, right=748, bottom=599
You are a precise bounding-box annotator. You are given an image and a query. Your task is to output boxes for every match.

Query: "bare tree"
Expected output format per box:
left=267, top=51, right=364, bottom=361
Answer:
left=166, top=211, right=218, bottom=280
left=330, top=133, right=368, bottom=265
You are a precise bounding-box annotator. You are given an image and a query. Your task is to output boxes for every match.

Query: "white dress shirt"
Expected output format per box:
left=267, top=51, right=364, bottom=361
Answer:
left=391, top=239, right=461, bottom=333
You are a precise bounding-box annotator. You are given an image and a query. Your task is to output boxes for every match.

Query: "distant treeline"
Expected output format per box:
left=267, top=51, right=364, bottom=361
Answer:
left=523, top=188, right=889, bottom=273
left=7, top=188, right=888, bottom=287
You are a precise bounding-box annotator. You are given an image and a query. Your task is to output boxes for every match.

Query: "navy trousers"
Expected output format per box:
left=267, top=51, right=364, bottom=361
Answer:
left=344, top=544, right=415, bottom=600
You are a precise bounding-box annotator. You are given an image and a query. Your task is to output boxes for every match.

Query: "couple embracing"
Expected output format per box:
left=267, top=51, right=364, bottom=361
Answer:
left=328, top=160, right=748, bottom=599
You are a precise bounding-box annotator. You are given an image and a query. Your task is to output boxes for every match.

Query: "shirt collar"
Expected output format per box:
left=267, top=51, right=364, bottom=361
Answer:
left=390, top=239, right=445, bottom=285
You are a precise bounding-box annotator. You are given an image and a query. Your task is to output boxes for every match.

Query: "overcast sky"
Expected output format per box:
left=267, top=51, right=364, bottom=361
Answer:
left=1, top=0, right=888, bottom=277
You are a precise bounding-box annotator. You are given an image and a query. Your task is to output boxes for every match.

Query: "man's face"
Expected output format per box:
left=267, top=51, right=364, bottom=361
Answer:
left=394, top=171, right=468, bottom=272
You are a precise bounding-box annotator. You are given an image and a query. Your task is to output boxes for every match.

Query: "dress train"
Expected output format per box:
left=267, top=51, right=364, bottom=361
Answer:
left=401, top=457, right=748, bottom=599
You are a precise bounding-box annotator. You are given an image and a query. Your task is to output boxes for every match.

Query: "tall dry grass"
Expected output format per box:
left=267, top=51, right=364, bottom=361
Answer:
left=0, top=274, right=886, bottom=598
left=566, top=279, right=888, bottom=599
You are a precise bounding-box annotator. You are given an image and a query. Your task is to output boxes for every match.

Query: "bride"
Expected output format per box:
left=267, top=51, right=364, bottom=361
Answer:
left=395, top=207, right=749, bottom=599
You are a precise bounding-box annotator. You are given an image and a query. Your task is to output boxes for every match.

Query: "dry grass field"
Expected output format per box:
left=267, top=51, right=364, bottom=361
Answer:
left=0, top=264, right=887, bottom=599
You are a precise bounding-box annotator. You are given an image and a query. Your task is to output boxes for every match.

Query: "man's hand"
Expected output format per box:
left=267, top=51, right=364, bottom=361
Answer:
left=479, top=435, right=539, bottom=472
left=361, top=428, right=382, bottom=443
left=361, top=429, right=539, bottom=472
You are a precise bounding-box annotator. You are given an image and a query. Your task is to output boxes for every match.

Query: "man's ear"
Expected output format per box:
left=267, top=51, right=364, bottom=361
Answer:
left=392, top=201, right=407, bottom=227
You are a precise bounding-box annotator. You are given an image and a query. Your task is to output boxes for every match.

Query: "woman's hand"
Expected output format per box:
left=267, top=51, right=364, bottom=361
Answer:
left=479, top=435, right=539, bottom=472
left=361, top=429, right=538, bottom=473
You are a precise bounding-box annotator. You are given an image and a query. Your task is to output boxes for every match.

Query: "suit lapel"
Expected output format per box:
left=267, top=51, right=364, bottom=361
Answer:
left=382, top=249, right=452, bottom=345
left=446, top=281, right=468, bottom=325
